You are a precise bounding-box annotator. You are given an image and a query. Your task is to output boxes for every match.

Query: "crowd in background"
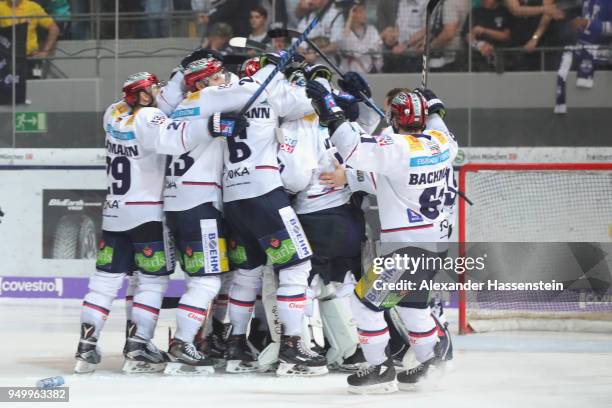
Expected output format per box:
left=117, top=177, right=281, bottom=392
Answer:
left=0, top=0, right=610, bottom=73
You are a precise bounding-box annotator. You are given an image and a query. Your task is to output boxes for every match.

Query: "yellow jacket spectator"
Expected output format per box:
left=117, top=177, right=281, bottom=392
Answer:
left=0, top=0, right=59, bottom=57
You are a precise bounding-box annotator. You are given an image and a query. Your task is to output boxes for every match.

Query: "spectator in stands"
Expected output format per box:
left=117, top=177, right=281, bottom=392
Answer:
left=381, top=25, right=405, bottom=72
left=303, top=36, right=330, bottom=65
left=259, top=0, right=288, bottom=28
left=377, top=0, right=428, bottom=72
left=69, top=0, right=89, bottom=39
left=249, top=6, right=270, bottom=44
left=144, top=0, right=173, bottom=38
left=505, top=0, right=564, bottom=70
left=202, top=22, right=233, bottom=55
left=429, top=0, right=470, bottom=71
left=462, top=0, right=511, bottom=71
left=285, top=0, right=301, bottom=28
left=339, top=1, right=382, bottom=74
left=297, top=0, right=344, bottom=55
left=38, top=0, right=70, bottom=39
left=207, top=0, right=259, bottom=37
left=0, top=0, right=60, bottom=59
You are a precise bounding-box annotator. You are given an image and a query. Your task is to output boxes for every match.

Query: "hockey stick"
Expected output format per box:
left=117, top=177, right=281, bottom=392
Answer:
left=229, top=37, right=269, bottom=53
left=421, top=0, right=444, bottom=88
left=237, top=0, right=335, bottom=116
left=268, top=27, right=385, bottom=119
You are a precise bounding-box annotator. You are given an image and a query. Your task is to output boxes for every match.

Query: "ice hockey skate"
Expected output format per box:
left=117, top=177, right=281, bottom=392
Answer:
left=164, top=338, right=215, bottom=375
left=276, top=335, right=328, bottom=376
left=74, top=323, right=101, bottom=374
left=347, top=358, right=398, bottom=395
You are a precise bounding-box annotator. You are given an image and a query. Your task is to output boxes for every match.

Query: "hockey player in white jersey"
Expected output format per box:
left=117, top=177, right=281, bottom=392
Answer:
left=75, top=72, right=217, bottom=374
left=277, top=65, right=371, bottom=371
left=191, top=52, right=328, bottom=376
left=162, top=58, right=236, bottom=375
left=306, top=81, right=457, bottom=393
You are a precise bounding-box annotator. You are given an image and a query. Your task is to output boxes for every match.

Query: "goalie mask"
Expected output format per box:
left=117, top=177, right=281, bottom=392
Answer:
left=184, top=57, right=227, bottom=90
left=122, top=72, right=160, bottom=107
left=387, top=91, right=428, bottom=133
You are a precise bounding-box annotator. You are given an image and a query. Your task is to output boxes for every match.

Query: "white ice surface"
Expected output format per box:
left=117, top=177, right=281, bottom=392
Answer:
left=1, top=299, right=612, bottom=408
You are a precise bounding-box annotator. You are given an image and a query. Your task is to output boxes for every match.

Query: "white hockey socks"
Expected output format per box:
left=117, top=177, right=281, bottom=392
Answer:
left=396, top=306, right=438, bottom=363
left=229, top=267, right=262, bottom=335
left=131, top=273, right=169, bottom=340
left=350, top=293, right=389, bottom=366
left=276, top=262, right=310, bottom=337
left=125, top=274, right=137, bottom=322
left=175, top=275, right=221, bottom=343
left=81, top=271, right=125, bottom=338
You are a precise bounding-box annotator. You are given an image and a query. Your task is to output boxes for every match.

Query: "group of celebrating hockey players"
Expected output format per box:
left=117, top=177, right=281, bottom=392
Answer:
left=74, top=40, right=457, bottom=394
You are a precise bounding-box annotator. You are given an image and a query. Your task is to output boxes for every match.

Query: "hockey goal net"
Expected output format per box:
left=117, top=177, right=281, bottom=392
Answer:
left=458, top=163, right=612, bottom=334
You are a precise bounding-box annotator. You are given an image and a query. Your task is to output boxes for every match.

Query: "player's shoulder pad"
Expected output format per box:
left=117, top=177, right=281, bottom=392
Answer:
left=186, top=90, right=201, bottom=102
left=424, top=129, right=451, bottom=145
left=108, top=100, right=131, bottom=119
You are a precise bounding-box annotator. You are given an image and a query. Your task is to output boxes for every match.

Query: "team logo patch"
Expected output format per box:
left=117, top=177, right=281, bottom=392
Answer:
left=149, top=114, right=166, bottom=125
left=208, top=239, right=217, bottom=251
left=230, top=240, right=237, bottom=249
left=374, top=135, right=394, bottom=146
left=99, top=240, right=106, bottom=250
left=143, top=247, right=154, bottom=257
left=185, top=246, right=193, bottom=257
left=270, top=237, right=281, bottom=249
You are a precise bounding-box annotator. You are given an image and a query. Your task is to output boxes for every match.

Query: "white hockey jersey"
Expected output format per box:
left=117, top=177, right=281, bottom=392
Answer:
left=164, top=87, right=227, bottom=212
left=330, top=121, right=458, bottom=244
left=102, top=102, right=209, bottom=231
left=175, top=65, right=313, bottom=202
left=278, top=113, right=352, bottom=214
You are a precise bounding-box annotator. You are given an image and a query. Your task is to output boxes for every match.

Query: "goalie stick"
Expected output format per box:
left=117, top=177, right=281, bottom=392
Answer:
left=422, top=0, right=444, bottom=88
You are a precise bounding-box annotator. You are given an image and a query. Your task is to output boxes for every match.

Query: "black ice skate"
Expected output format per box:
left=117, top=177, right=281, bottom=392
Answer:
left=347, top=358, right=398, bottom=395
left=164, top=338, right=215, bottom=375
left=74, top=323, right=101, bottom=374
left=339, top=347, right=368, bottom=372
left=198, top=319, right=230, bottom=368
left=276, top=335, right=328, bottom=377
left=397, top=337, right=450, bottom=391
left=122, top=323, right=167, bottom=374
left=247, top=318, right=271, bottom=352
left=225, top=334, right=258, bottom=373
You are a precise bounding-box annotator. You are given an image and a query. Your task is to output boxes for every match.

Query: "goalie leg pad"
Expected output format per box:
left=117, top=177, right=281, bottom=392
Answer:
left=320, top=295, right=359, bottom=367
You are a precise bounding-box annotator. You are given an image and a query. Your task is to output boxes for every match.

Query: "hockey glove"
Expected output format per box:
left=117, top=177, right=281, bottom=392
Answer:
left=333, top=90, right=359, bottom=122
left=415, top=88, right=446, bottom=119
left=337, top=71, right=371, bottom=102
left=304, top=64, right=334, bottom=82
left=306, top=80, right=346, bottom=133
left=208, top=113, right=248, bottom=138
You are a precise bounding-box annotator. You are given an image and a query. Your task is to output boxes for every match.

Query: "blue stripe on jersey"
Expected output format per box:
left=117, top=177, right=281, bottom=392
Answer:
left=171, top=107, right=201, bottom=118
left=410, top=149, right=450, bottom=167
left=105, top=124, right=135, bottom=140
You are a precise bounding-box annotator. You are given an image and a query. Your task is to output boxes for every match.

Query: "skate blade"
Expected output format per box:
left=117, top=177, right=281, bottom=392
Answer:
left=226, top=360, right=258, bottom=374
left=211, top=358, right=227, bottom=369
left=398, top=365, right=445, bottom=392
left=276, top=362, right=329, bottom=377
left=338, top=362, right=368, bottom=373
left=163, top=362, right=215, bottom=376
left=348, top=380, right=398, bottom=395
left=122, top=359, right=166, bottom=374
left=74, top=360, right=97, bottom=374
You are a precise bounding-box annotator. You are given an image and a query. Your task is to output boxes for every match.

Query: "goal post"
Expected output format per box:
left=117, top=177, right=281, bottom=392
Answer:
left=457, top=163, right=612, bottom=334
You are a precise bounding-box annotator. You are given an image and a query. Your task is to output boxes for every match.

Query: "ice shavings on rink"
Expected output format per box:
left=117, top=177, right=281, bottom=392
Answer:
left=1, top=299, right=611, bottom=408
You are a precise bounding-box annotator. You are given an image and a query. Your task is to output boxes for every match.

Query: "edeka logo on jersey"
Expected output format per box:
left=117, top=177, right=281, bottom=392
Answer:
left=0, top=277, right=63, bottom=298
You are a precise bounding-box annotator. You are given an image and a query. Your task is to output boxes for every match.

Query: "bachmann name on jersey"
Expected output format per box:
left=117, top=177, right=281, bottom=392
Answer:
left=330, top=121, right=458, bottom=242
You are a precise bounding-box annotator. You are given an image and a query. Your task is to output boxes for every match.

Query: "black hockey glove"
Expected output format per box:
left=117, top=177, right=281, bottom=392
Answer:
left=304, top=64, right=333, bottom=82
left=415, top=88, right=446, bottom=119
left=333, top=90, right=359, bottom=122
left=208, top=113, right=248, bottom=138
left=337, top=71, right=371, bottom=102
left=306, top=80, right=346, bottom=133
